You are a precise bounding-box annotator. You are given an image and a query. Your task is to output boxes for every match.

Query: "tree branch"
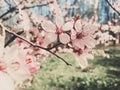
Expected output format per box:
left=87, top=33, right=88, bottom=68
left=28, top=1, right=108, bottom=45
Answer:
left=5, top=29, right=72, bottom=66
left=0, top=1, right=70, bottom=65
left=0, top=7, right=17, bottom=19
left=105, top=0, right=120, bottom=15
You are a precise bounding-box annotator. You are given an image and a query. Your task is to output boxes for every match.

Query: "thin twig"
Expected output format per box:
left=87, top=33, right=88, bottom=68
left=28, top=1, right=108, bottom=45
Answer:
left=0, top=7, right=17, bottom=18
left=105, top=0, right=120, bottom=15
left=5, top=29, right=72, bottom=66
left=4, top=0, right=12, bottom=8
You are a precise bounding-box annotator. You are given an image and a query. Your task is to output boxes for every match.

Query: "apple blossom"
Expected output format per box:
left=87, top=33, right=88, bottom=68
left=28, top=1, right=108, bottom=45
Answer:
left=41, top=18, right=74, bottom=44
left=0, top=39, right=40, bottom=85
left=71, top=19, right=98, bottom=50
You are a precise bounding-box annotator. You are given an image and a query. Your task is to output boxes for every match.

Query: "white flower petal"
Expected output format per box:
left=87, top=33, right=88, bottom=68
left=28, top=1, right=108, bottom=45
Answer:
left=41, top=20, right=56, bottom=32
left=71, top=29, right=76, bottom=40
left=55, top=16, right=64, bottom=28
left=4, top=45, right=19, bottom=63
left=59, top=33, right=70, bottom=44
left=7, top=67, right=31, bottom=83
left=44, top=33, right=57, bottom=46
left=19, top=10, right=31, bottom=31
left=75, top=54, right=88, bottom=69
left=83, top=24, right=98, bottom=34
left=72, top=39, right=85, bottom=49
left=75, top=20, right=82, bottom=32
left=62, top=21, right=73, bottom=31
left=0, top=72, right=15, bottom=90
left=84, top=36, right=96, bottom=48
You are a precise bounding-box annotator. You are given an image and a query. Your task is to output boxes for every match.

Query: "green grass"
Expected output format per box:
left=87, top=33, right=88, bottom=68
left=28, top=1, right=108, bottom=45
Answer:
left=27, top=46, right=120, bottom=90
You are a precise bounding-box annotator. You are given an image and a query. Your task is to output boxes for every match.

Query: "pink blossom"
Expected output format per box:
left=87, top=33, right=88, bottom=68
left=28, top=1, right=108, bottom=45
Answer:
left=41, top=18, right=74, bottom=44
left=71, top=20, right=98, bottom=50
left=1, top=44, right=40, bottom=83
left=75, top=52, right=94, bottom=69
left=28, top=26, right=55, bottom=48
left=24, top=55, right=40, bottom=74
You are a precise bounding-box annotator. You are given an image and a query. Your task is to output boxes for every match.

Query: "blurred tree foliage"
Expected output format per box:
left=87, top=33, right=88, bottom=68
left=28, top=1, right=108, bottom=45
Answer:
left=0, top=0, right=119, bottom=24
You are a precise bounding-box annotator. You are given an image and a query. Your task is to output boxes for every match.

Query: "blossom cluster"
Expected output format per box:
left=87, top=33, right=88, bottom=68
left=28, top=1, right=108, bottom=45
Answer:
left=0, top=0, right=98, bottom=77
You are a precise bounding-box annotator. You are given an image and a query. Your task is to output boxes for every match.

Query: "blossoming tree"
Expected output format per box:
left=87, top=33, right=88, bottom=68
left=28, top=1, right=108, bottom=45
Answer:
left=0, top=0, right=120, bottom=90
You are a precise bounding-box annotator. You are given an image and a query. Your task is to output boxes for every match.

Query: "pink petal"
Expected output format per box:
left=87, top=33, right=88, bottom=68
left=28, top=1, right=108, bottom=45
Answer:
left=62, top=21, right=74, bottom=31
left=83, top=36, right=96, bottom=48
left=71, top=29, right=77, bottom=40
left=55, top=16, right=64, bottom=28
left=59, top=33, right=70, bottom=44
left=75, top=20, right=82, bottom=32
left=43, top=33, right=57, bottom=46
left=75, top=54, right=88, bottom=69
left=41, top=20, right=56, bottom=32
left=72, top=39, right=85, bottom=49
left=45, top=33, right=57, bottom=43
left=29, top=67, right=38, bottom=74
left=83, top=24, right=98, bottom=34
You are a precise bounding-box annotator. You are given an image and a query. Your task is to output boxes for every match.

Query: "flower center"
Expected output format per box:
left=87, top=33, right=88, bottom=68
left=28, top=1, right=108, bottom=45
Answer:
left=55, top=26, right=63, bottom=35
left=73, top=48, right=83, bottom=55
left=76, top=32, right=84, bottom=39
